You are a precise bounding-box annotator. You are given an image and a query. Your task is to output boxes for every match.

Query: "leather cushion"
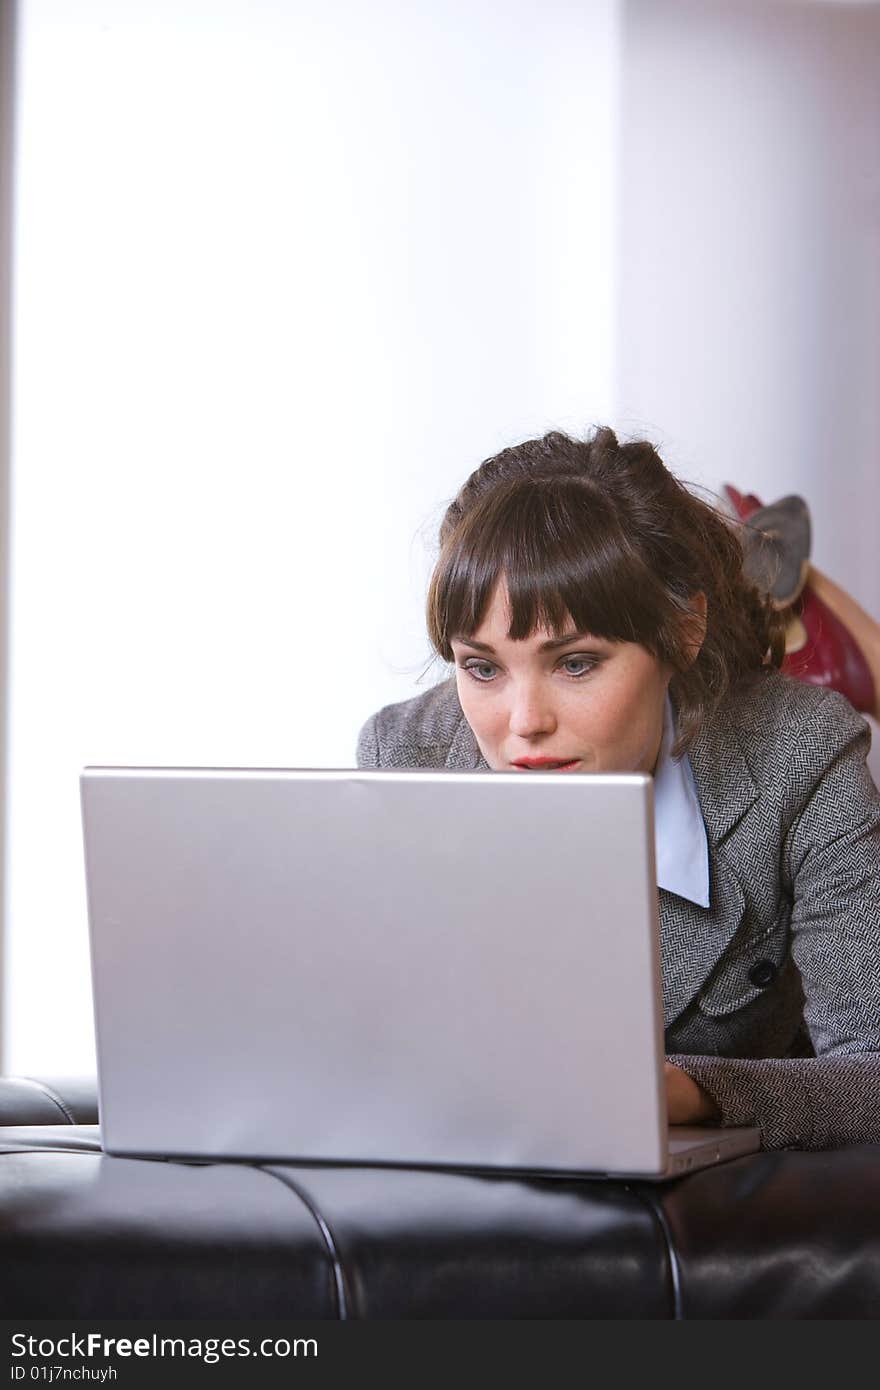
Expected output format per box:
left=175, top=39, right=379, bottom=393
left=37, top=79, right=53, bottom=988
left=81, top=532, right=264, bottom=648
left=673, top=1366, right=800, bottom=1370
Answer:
left=648, top=1143, right=880, bottom=1318
left=264, top=1163, right=672, bottom=1318
left=0, top=1133, right=335, bottom=1317
left=0, top=1077, right=98, bottom=1126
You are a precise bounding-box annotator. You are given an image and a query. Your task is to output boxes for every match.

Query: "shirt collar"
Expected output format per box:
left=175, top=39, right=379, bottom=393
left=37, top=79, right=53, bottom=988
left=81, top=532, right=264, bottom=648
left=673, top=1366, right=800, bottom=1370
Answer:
left=653, top=696, right=710, bottom=907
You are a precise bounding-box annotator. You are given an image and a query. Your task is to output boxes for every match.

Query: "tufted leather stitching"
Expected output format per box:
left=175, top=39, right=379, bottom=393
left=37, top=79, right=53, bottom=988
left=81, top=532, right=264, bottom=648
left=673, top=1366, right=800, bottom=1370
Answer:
left=259, top=1167, right=350, bottom=1320
left=627, top=1183, right=683, bottom=1320
left=19, top=1078, right=76, bottom=1125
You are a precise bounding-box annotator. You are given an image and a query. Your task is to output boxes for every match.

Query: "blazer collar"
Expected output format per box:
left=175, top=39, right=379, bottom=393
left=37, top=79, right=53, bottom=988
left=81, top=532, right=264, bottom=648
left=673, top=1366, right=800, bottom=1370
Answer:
left=445, top=708, right=489, bottom=771
left=660, top=698, right=761, bottom=1026
left=686, top=710, right=760, bottom=847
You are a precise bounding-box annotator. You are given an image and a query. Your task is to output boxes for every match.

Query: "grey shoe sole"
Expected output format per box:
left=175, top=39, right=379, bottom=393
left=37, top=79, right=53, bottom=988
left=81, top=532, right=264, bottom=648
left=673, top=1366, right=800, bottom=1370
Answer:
left=739, top=495, right=811, bottom=609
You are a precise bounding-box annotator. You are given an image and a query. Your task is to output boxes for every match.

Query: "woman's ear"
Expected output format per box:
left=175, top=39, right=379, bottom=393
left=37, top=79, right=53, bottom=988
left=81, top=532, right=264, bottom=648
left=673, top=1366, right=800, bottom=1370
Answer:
left=682, top=591, right=708, bottom=666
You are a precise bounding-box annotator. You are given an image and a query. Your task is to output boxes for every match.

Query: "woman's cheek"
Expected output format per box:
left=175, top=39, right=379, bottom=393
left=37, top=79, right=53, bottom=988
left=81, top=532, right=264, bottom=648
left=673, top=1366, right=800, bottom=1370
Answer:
left=456, top=680, right=496, bottom=747
left=582, top=701, right=646, bottom=771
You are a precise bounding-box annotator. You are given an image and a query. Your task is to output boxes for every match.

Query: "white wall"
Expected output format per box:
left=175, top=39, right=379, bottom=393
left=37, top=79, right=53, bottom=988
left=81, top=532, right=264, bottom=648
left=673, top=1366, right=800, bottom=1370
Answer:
left=0, top=0, right=15, bottom=1066
left=617, top=0, right=880, bottom=781
left=618, top=0, right=880, bottom=609
left=4, top=0, right=621, bottom=1072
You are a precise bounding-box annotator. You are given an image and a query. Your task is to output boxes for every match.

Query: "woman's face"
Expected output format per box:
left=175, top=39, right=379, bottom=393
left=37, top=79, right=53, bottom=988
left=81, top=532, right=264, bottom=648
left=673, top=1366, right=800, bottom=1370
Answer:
left=450, top=582, right=673, bottom=775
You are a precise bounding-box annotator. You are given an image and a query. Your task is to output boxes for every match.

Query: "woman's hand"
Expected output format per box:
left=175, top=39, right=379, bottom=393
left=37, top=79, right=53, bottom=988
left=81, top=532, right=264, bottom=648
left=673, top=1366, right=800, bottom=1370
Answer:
left=665, top=1062, right=719, bottom=1125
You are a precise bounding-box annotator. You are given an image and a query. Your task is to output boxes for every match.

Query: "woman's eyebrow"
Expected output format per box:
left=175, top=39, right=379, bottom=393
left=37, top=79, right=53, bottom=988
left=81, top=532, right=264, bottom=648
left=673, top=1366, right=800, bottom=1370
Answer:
left=453, top=631, right=596, bottom=654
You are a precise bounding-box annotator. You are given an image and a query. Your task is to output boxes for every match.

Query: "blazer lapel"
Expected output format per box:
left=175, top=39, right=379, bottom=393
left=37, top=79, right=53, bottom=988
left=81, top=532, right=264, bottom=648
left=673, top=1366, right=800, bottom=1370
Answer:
left=445, top=710, right=490, bottom=770
left=687, top=712, right=760, bottom=846
left=659, top=854, right=747, bottom=1028
left=659, top=709, right=759, bottom=1027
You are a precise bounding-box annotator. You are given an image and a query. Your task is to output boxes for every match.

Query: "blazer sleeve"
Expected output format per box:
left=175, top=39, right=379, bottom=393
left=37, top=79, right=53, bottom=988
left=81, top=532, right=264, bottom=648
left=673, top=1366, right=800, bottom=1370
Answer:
left=355, top=713, right=381, bottom=769
left=670, top=700, right=880, bottom=1150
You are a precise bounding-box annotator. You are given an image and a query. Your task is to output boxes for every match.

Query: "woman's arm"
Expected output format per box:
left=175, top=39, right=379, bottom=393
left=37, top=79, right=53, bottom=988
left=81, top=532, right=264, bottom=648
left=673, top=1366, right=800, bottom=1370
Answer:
left=666, top=1053, right=880, bottom=1148
left=665, top=1062, right=719, bottom=1124
left=356, top=713, right=381, bottom=769
left=670, top=698, right=880, bottom=1149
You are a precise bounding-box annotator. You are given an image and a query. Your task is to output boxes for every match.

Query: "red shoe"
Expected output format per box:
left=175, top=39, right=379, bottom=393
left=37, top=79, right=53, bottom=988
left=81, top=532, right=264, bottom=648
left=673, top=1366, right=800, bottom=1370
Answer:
left=724, top=482, right=877, bottom=715
left=723, top=484, right=764, bottom=522
left=782, top=585, right=877, bottom=715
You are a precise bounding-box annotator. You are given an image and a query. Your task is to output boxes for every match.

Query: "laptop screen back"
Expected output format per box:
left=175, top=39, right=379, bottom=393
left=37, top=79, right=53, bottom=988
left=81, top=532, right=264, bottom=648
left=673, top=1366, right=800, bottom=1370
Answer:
left=81, top=767, right=668, bottom=1174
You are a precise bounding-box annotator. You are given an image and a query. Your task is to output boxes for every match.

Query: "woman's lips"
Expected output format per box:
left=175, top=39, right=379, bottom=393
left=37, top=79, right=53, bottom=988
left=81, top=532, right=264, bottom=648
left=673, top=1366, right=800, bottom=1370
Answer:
left=510, top=758, right=581, bottom=771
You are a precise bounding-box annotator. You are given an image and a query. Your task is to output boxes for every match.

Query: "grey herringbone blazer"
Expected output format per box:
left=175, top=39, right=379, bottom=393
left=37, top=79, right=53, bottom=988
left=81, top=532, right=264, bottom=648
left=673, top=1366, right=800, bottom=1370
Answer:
left=356, top=670, right=880, bottom=1150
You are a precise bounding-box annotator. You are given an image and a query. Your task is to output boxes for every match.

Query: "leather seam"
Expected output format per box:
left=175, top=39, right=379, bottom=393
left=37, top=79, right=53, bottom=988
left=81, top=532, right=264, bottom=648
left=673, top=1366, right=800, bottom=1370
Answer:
left=625, top=1183, right=683, bottom=1320
left=0, top=1149, right=351, bottom=1320
left=20, top=1078, right=77, bottom=1125
left=0, top=1144, right=99, bottom=1156
left=258, top=1167, right=350, bottom=1320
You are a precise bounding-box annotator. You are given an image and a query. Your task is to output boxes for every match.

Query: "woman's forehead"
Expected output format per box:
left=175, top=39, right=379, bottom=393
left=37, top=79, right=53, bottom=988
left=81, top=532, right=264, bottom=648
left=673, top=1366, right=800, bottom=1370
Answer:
left=454, top=586, right=585, bottom=645
left=475, top=578, right=575, bottom=633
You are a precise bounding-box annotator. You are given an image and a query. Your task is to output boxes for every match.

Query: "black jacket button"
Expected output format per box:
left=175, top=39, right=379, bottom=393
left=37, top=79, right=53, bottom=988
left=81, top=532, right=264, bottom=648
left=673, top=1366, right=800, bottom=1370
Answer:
left=749, top=959, right=777, bottom=989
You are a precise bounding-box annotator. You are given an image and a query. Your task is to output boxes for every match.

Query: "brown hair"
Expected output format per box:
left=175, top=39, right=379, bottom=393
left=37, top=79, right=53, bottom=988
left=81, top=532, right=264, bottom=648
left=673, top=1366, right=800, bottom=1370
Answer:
left=426, top=427, right=786, bottom=757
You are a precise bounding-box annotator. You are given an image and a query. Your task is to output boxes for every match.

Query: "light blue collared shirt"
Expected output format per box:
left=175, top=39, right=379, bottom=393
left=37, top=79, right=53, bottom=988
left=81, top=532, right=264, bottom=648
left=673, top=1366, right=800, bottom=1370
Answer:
left=652, top=697, right=710, bottom=908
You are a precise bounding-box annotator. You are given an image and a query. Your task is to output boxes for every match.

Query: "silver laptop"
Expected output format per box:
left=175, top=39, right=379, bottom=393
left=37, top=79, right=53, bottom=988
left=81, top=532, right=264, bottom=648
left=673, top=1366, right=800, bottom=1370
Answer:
left=80, top=766, right=760, bottom=1180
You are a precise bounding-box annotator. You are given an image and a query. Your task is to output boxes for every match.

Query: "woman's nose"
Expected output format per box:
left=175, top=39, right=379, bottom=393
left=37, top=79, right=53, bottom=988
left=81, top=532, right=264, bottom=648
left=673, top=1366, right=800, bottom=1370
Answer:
left=506, top=683, right=557, bottom=739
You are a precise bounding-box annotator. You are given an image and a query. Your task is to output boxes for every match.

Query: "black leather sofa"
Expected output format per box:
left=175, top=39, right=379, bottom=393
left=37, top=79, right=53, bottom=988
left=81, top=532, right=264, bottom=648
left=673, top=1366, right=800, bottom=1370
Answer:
left=2, top=1076, right=879, bottom=1318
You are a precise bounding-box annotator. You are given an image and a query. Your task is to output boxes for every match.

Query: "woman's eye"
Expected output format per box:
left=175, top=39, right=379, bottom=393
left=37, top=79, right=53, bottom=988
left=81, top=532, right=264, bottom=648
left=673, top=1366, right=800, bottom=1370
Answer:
left=560, top=655, right=597, bottom=677
left=462, top=660, right=497, bottom=682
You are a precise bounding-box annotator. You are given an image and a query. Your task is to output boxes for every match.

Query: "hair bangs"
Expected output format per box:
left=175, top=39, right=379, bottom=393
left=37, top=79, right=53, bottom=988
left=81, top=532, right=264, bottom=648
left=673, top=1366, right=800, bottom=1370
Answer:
left=428, top=478, right=672, bottom=658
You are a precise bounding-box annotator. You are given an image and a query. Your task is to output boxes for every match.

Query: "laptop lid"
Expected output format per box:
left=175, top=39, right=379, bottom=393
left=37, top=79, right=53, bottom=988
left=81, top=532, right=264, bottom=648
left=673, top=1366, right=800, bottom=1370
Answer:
left=81, top=766, right=672, bottom=1174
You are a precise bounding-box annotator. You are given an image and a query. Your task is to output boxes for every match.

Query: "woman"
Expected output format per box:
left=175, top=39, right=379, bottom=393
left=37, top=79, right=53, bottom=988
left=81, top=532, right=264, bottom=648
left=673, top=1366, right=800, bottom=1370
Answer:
left=357, top=427, right=880, bottom=1151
